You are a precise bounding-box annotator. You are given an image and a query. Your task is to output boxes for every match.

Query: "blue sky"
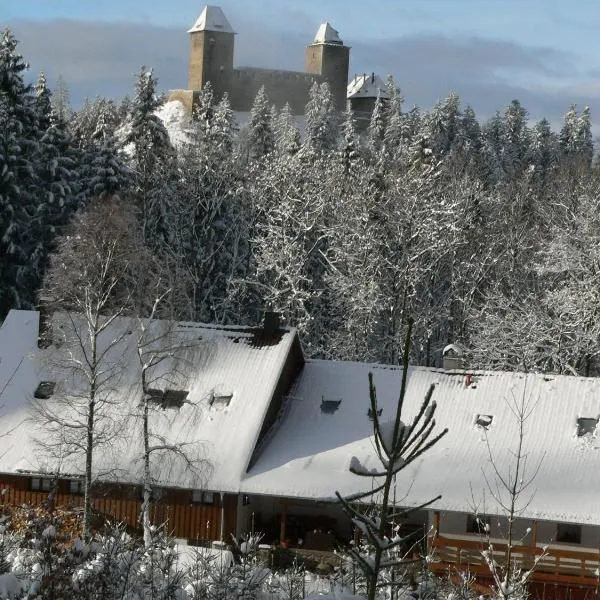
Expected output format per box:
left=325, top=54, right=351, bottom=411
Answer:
left=5, top=0, right=600, bottom=126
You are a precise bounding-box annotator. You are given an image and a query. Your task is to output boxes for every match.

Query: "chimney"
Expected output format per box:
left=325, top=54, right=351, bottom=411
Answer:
left=442, top=343, right=464, bottom=371
left=37, top=295, right=54, bottom=348
left=263, top=311, right=280, bottom=337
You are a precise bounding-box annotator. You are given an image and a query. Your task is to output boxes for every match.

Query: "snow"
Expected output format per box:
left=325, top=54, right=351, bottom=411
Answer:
left=0, top=573, right=22, bottom=597
left=313, top=22, right=343, bottom=45
left=188, top=6, right=235, bottom=34
left=0, top=310, right=298, bottom=494
left=442, top=343, right=463, bottom=357
left=346, top=73, right=389, bottom=100
left=42, top=524, right=56, bottom=538
left=154, top=101, right=191, bottom=149
left=243, top=359, right=600, bottom=526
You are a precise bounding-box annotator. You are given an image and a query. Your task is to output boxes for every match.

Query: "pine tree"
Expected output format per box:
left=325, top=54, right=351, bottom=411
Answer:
left=51, top=74, right=72, bottom=123
left=246, top=85, right=274, bottom=160
left=339, top=106, right=360, bottom=173
left=273, top=102, right=300, bottom=156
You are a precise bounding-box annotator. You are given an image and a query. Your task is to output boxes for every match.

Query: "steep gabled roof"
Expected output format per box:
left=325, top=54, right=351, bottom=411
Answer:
left=0, top=311, right=298, bottom=493
left=244, top=360, right=600, bottom=525
left=313, top=22, right=343, bottom=45
left=188, top=5, right=235, bottom=34
left=347, top=73, right=389, bottom=99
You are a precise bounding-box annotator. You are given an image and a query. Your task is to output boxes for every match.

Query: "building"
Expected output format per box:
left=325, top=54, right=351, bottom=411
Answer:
left=2, top=309, right=600, bottom=596
left=169, top=5, right=350, bottom=116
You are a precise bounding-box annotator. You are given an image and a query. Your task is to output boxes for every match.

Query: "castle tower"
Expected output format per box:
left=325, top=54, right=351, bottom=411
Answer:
left=187, top=5, right=235, bottom=101
left=305, top=22, right=350, bottom=111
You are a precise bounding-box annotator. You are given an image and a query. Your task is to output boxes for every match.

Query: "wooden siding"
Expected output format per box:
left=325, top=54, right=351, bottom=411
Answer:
left=0, top=478, right=237, bottom=541
left=430, top=534, right=600, bottom=590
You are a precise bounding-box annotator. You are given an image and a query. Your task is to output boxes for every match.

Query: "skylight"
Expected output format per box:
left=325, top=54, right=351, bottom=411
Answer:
left=210, top=392, right=233, bottom=408
left=148, top=389, right=188, bottom=410
left=34, top=381, right=56, bottom=400
left=475, top=414, right=493, bottom=430
left=576, top=417, right=598, bottom=437
left=321, top=397, right=342, bottom=414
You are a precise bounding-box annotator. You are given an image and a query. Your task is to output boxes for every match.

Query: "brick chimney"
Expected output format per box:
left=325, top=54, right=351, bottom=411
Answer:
left=263, top=311, right=280, bottom=337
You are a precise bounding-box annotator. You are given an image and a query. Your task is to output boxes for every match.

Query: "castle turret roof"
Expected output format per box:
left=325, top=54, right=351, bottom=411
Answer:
left=313, top=22, right=343, bottom=45
left=188, top=5, right=235, bottom=34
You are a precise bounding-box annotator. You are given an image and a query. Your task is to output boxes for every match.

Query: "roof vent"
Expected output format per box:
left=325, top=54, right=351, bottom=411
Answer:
left=321, top=396, right=341, bottom=414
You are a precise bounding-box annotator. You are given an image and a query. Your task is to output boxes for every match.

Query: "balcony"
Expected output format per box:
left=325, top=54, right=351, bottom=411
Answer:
left=429, top=532, right=600, bottom=589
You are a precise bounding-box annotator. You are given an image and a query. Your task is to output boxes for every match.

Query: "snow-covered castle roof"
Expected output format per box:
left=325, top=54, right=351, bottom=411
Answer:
left=347, top=73, right=389, bottom=99
left=188, top=5, right=235, bottom=34
left=313, top=22, right=343, bottom=44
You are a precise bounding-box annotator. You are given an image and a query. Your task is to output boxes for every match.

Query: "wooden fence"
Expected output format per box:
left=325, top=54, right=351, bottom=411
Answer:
left=0, top=486, right=233, bottom=541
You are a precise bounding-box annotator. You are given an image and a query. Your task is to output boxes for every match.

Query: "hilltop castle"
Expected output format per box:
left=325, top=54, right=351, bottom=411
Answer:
left=169, top=5, right=387, bottom=119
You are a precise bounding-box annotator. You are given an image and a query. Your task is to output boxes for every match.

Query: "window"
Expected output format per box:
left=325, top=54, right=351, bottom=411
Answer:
left=191, top=490, right=215, bottom=505
left=576, top=417, right=598, bottom=437
left=34, top=381, right=55, bottom=400
left=147, top=389, right=188, bottom=410
left=69, top=480, right=84, bottom=495
left=556, top=523, right=581, bottom=544
left=321, top=397, right=342, bottom=414
left=31, top=478, right=53, bottom=492
left=210, top=392, right=233, bottom=408
left=475, top=414, right=493, bottom=430
left=467, top=514, right=491, bottom=534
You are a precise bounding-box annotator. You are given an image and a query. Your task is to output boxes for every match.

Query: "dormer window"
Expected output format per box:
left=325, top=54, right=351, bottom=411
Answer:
left=475, top=414, right=493, bottom=431
left=34, top=381, right=56, bottom=399
left=576, top=417, right=598, bottom=437
left=321, top=397, right=342, bottom=414
left=147, top=389, right=188, bottom=410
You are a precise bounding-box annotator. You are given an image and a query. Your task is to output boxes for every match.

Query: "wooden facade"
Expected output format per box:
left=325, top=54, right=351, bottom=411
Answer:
left=0, top=475, right=238, bottom=542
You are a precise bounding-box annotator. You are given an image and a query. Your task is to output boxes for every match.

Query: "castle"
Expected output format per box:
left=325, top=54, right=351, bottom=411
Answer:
left=169, top=5, right=387, bottom=119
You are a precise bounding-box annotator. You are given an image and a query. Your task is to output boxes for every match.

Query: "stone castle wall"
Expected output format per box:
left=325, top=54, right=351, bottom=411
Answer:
left=228, top=68, right=325, bottom=114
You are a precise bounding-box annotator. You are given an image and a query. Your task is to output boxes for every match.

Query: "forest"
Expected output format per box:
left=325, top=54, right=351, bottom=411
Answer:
left=1, top=28, right=599, bottom=376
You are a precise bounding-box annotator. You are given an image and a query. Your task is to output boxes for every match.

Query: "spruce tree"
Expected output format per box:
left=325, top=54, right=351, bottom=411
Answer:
left=0, top=29, right=42, bottom=315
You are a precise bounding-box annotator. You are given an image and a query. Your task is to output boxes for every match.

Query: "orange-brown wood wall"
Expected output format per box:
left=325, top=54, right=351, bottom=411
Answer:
left=0, top=475, right=237, bottom=541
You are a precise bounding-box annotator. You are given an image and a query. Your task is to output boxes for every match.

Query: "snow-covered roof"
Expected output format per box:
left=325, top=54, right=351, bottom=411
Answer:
left=0, top=310, right=298, bottom=493
left=244, top=359, right=600, bottom=525
left=346, top=73, right=389, bottom=99
left=188, top=5, right=235, bottom=34
left=313, top=22, right=343, bottom=45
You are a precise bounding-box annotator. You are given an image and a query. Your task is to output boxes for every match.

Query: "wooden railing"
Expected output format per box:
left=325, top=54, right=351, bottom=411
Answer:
left=430, top=534, right=600, bottom=588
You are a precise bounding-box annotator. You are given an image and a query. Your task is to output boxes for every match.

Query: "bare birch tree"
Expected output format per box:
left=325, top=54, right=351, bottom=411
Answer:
left=34, top=197, right=152, bottom=539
